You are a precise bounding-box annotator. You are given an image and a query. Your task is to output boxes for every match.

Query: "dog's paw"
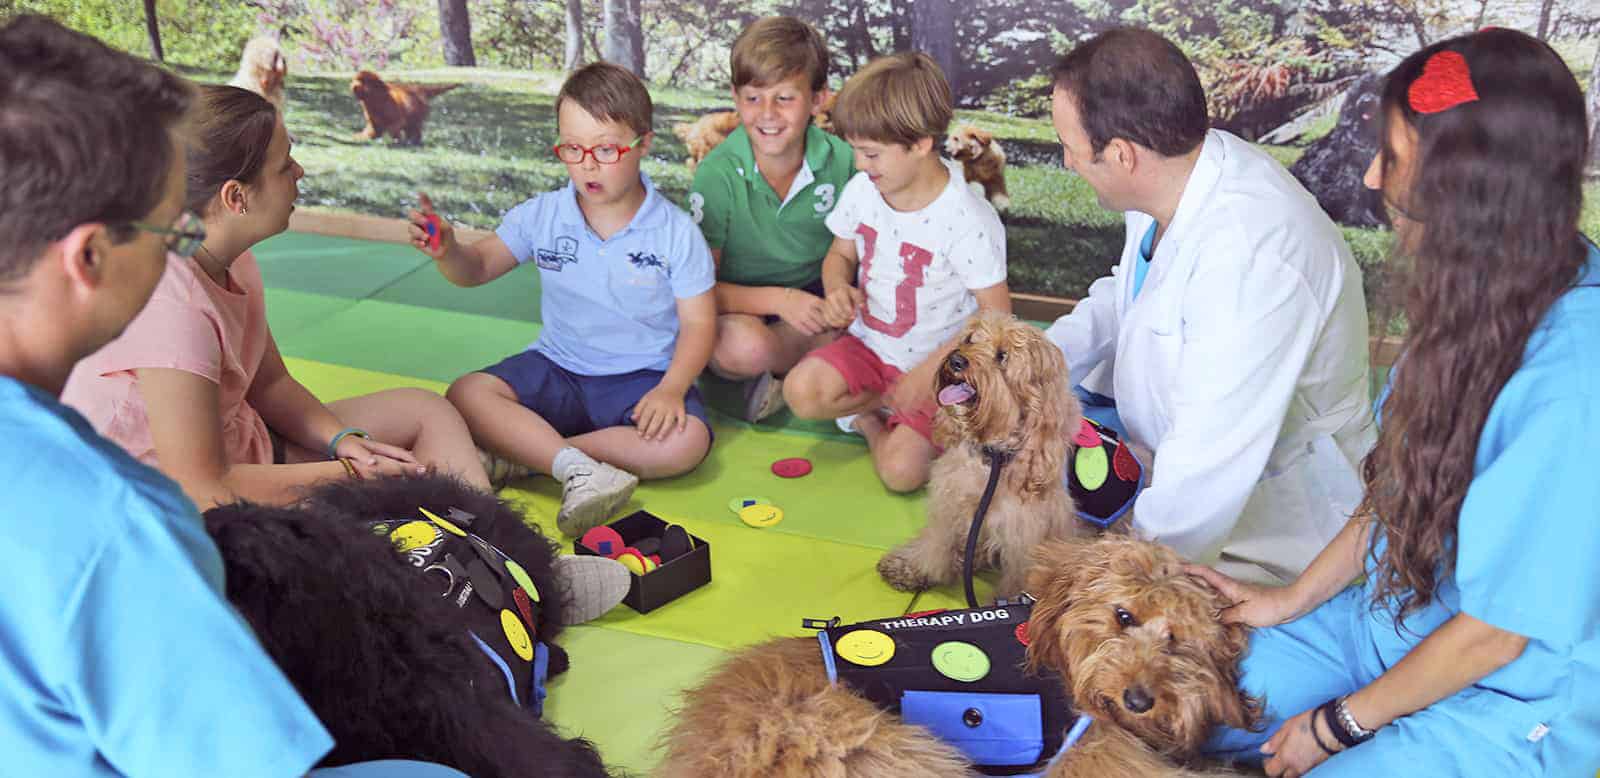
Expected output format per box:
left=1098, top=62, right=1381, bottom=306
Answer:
left=877, top=549, right=934, bottom=592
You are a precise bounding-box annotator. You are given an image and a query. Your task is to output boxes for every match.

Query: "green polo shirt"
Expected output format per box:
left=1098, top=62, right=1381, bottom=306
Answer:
left=688, top=123, right=855, bottom=288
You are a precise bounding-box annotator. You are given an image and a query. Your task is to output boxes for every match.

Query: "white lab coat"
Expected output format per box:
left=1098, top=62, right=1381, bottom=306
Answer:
left=1046, top=130, right=1375, bottom=585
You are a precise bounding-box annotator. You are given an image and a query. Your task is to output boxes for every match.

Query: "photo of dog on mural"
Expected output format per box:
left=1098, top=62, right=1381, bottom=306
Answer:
left=6, top=2, right=1600, bottom=777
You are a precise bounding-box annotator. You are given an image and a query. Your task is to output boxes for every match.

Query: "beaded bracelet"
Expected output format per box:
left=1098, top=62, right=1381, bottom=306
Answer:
left=326, top=427, right=370, bottom=460
left=1323, top=696, right=1375, bottom=749
left=1335, top=696, right=1376, bottom=743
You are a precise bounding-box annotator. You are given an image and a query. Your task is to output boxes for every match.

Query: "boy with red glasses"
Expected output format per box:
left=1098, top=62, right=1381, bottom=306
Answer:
left=410, top=62, right=716, bottom=536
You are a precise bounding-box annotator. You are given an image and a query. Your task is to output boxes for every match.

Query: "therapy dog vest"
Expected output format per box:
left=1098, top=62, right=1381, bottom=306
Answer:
left=1068, top=418, right=1143, bottom=529
left=367, top=507, right=552, bottom=715
left=813, top=603, right=1080, bottom=775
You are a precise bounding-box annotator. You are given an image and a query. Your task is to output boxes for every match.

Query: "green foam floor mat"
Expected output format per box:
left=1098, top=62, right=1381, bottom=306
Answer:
left=254, top=231, right=432, bottom=300
left=273, top=300, right=541, bottom=383
left=541, top=626, right=727, bottom=776
left=372, top=262, right=544, bottom=323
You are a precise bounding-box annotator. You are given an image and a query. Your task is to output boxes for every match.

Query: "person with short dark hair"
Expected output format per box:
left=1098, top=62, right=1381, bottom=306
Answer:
left=1043, top=28, right=1374, bottom=585
left=0, top=15, right=336, bottom=776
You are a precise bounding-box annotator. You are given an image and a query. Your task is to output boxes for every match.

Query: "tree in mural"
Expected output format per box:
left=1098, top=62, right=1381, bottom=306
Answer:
left=602, top=0, right=644, bottom=75
left=438, top=0, right=475, bottom=65
left=141, top=0, right=163, bottom=61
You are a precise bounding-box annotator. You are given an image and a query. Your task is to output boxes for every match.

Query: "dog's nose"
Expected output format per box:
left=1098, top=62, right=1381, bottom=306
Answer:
left=1122, top=687, right=1154, bottom=714
left=946, top=352, right=968, bottom=373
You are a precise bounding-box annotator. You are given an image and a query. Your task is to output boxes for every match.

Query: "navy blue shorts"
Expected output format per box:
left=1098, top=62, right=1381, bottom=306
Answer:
left=762, top=278, right=829, bottom=325
left=481, top=350, right=712, bottom=440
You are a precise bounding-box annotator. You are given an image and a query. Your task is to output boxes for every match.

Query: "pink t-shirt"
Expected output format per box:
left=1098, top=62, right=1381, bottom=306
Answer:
left=63, top=249, right=273, bottom=468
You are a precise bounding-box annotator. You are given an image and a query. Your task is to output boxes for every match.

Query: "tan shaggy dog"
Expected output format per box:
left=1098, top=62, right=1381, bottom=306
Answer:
left=350, top=70, right=459, bottom=145
left=228, top=36, right=288, bottom=116
left=944, top=124, right=1011, bottom=211
left=877, top=313, right=1086, bottom=598
left=657, top=536, right=1258, bottom=777
left=672, top=111, right=742, bottom=172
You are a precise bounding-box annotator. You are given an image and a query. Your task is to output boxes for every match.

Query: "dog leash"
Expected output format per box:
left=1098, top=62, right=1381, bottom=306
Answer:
left=962, top=446, right=1012, bottom=608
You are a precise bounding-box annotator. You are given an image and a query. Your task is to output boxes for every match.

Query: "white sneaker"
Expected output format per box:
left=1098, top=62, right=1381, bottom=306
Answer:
left=478, top=448, right=533, bottom=490
left=836, top=414, right=861, bottom=434
left=743, top=372, right=786, bottom=423
left=552, top=554, right=631, bottom=625
left=556, top=462, right=638, bottom=536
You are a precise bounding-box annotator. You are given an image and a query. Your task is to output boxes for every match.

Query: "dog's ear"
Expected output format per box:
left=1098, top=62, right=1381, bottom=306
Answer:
left=1023, top=539, right=1104, bottom=674
left=972, top=127, right=993, bottom=145
left=1010, top=326, right=1071, bottom=495
left=1204, top=619, right=1262, bottom=731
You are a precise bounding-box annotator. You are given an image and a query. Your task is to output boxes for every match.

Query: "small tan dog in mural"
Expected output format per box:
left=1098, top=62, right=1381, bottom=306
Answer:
left=228, top=36, right=288, bottom=116
left=945, top=123, right=1011, bottom=210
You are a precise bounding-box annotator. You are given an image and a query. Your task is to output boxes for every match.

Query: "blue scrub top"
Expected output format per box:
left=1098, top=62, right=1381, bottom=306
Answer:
left=1365, top=239, right=1600, bottom=762
left=0, top=378, right=333, bottom=776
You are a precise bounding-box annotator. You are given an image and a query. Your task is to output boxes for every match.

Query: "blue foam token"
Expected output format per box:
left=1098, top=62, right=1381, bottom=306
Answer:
left=727, top=495, right=773, bottom=516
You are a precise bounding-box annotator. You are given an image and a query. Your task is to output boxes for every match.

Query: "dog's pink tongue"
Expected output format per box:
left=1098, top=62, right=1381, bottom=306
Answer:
left=938, top=383, right=976, bottom=407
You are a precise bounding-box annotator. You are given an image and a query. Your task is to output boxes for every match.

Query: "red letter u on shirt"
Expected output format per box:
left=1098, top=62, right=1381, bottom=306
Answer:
left=856, top=224, right=933, bottom=338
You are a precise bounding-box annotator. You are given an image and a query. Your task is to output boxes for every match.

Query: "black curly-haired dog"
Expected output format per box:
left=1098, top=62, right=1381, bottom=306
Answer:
left=1290, top=73, right=1385, bottom=227
left=205, top=474, right=611, bottom=777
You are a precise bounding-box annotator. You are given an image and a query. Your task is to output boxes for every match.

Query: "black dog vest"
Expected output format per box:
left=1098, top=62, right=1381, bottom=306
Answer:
left=813, top=603, right=1079, bottom=775
left=1067, top=418, right=1143, bottom=528
left=366, top=507, right=552, bottom=715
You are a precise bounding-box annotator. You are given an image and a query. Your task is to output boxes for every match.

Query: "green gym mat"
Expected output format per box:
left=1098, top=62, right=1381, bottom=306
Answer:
left=259, top=229, right=963, bottom=776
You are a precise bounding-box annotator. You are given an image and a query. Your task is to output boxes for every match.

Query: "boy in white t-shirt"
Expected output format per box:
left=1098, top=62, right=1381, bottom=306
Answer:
left=782, top=52, right=1010, bottom=492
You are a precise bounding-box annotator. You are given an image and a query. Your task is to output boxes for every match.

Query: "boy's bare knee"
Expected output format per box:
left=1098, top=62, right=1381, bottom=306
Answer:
left=781, top=367, right=827, bottom=418
left=875, top=439, right=933, bottom=493
left=710, top=339, right=775, bottom=380
left=641, top=421, right=711, bottom=479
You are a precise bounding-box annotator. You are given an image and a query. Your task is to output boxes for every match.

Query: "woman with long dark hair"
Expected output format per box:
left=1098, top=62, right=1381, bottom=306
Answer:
left=1193, top=28, right=1599, bottom=776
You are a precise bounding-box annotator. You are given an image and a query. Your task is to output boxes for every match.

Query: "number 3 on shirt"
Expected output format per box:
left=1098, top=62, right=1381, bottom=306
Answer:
left=855, top=224, right=932, bottom=338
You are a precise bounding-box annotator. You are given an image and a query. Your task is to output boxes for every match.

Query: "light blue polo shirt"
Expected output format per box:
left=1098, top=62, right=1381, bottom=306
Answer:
left=496, top=172, right=716, bottom=376
left=0, top=377, right=333, bottom=777
left=1365, top=238, right=1600, bottom=767
left=1131, top=222, right=1156, bottom=301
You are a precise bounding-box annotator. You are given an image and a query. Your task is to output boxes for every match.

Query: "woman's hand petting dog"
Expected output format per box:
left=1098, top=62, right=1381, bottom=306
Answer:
left=1184, top=563, right=1309, bottom=627
left=776, top=287, right=831, bottom=336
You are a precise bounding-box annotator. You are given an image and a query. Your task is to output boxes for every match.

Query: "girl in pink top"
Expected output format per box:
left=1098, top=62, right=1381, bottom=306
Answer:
left=63, top=85, right=491, bottom=507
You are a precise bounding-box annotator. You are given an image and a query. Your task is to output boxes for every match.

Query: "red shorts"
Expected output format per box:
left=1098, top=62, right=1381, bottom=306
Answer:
left=807, top=334, right=938, bottom=443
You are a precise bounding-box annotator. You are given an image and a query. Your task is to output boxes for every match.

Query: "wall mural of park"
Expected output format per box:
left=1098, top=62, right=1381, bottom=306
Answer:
left=10, top=0, right=1598, bottom=336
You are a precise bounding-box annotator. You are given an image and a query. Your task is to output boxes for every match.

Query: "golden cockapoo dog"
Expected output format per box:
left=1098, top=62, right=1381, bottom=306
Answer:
left=673, top=92, right=839, bottom=171
left=658, top=536, right=1259, bottom=777
left=350, top=70, right=459, bottom=145
left=673, top=111, right=742, bottom=172
left=877, top=313, right=1084, bottom=598
left=228, top=36, right=288, bottom=116
left=945, top=124, right=1010, bottom=211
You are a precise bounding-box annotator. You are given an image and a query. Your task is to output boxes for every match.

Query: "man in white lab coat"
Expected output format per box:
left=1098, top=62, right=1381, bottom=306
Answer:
left=1044, top=28, right=1375, bottom=584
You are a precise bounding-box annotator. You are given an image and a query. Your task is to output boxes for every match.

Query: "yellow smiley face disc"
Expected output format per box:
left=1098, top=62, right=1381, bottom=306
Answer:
left=387, top=521, right=439, bottom=552
left=834, top=629, right=895, bottom=667
left=500, top=608, right=535, bottom=661
left=737, top=504, right=784, bottom=528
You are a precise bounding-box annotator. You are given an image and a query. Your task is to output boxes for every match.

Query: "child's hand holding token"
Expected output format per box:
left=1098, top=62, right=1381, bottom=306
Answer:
left=408, top=191, right=454, bottom=258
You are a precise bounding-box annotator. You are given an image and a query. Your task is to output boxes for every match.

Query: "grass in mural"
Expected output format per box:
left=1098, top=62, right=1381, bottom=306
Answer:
left=200, top=64, right=1599, bottom=326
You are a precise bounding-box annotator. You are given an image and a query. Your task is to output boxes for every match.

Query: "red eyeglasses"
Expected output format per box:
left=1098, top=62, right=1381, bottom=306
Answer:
left=551, top=136, right=644, bottom=165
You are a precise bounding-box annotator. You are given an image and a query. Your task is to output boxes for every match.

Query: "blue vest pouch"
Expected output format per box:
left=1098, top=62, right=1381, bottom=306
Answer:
left=901, top=691, right=1045, bottom=767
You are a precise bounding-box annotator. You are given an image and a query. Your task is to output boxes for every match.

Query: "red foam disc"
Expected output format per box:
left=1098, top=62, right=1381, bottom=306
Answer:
left=771, top=457, right=813, bottom=478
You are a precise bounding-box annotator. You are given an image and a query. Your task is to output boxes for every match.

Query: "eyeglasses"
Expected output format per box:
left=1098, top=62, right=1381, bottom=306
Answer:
left=130, top=210, right=206, bottom=258
left=551, top=136, right=643, bottom=165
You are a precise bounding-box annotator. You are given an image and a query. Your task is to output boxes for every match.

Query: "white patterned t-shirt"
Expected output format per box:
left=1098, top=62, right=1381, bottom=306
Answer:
left=824, top=158, right=1007, bottom=371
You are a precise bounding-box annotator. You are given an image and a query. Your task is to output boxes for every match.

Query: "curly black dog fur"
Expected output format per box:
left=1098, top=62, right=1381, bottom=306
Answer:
left=1290, top=73, right=1385, bottom=227
left=206, top=477, right=610, bottom=777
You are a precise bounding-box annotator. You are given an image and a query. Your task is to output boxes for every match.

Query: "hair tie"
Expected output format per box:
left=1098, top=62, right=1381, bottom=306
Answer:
left=1407, top=50, right=1479, bottom=114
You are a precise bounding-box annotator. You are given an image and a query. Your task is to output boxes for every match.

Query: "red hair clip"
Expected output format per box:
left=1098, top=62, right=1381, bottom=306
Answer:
left=1408, top=50, right=1479, bottom=114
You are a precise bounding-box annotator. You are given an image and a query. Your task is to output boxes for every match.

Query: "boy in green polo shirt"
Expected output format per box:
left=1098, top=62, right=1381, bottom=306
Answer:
left=689, top=15, right=856, bottom=422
